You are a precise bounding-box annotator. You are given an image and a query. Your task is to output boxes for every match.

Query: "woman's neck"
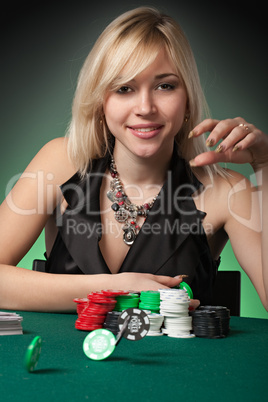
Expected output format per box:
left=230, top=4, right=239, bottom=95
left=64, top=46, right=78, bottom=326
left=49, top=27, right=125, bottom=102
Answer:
left=112, top=142, right=174, bottom=201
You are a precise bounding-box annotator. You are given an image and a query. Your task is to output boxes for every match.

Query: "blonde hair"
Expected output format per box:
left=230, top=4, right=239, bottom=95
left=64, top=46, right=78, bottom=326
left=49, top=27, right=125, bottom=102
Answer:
left=67, top=6, right=224, bottom=178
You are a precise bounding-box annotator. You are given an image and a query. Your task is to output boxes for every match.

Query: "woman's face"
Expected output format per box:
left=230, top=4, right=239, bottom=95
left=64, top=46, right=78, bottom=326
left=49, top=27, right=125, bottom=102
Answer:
left=103, top=48, right=188, bottom=160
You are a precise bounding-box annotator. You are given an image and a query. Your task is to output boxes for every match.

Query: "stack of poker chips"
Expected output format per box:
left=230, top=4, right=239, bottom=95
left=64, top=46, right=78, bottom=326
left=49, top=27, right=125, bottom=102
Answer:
left=0, top=311, right=23, bottom=335
left=74, top=290, right=129, bottom=331
left=113, top=293, right=140, bottom=312
left=146, top=313, right=164, bottom=336
left=73, top=298, right=89, bottom=316
left=159, top=288, right=194, bottom=338
left=103, top=311, right=121, bottom=335
left=83, top=308, right=151, bottom=361
left=139, top=291, right=160, bottom=313
left=191, top=306, right=230, bottom=338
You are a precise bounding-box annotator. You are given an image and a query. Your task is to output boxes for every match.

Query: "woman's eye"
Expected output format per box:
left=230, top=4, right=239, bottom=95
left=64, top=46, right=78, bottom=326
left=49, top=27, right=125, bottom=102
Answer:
left=157, top=83, right=175, bottom=91
left=117, top=86, right=132, bottom=94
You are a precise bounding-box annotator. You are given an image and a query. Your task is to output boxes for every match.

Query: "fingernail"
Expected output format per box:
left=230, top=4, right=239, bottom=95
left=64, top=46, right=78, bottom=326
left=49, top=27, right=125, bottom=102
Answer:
left=189, top=159, right=196, bottom=167
left=174, top=275, right=188, bottom=280
left=206, top=138, right=214, bottom=147
left=232, top=145, right=239, bottom=152
left=188, top=130, right=195, bottom=139
left=215, top=144, right=225, bottom=153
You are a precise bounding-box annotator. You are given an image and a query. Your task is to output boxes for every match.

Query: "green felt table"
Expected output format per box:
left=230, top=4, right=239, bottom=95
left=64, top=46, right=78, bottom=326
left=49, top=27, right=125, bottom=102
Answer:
left=0, top=312, right=267, bottom=402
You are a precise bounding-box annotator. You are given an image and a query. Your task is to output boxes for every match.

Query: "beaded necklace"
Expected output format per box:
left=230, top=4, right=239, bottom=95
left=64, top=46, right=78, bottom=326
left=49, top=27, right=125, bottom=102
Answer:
left=106, top=156, right=157, bottom=246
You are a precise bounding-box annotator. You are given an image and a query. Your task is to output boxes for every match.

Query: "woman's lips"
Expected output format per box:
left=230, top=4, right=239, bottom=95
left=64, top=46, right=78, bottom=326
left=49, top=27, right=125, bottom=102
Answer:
left=127, top=124, right=164, bottom=139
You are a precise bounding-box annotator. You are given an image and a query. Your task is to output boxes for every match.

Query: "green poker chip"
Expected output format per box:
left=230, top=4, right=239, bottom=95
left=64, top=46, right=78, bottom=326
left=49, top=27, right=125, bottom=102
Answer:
left=139, top=291, right=160, bottom=313
left=179, top=282, right=193, bottom=299
left=114, top=293, right=140, bottom=312
left=24, top=336, right=42, bottom=372
left=83, top=329, right=116, bottom=361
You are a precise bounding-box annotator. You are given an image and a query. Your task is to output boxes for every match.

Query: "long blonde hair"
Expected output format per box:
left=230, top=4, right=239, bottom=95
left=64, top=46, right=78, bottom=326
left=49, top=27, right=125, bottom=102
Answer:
left=67, top=6, right=223, bottom=178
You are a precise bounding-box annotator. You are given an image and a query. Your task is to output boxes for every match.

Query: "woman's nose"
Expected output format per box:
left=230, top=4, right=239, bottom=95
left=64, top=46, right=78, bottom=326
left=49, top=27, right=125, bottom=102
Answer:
left=134, top=90, right=157, bottom=116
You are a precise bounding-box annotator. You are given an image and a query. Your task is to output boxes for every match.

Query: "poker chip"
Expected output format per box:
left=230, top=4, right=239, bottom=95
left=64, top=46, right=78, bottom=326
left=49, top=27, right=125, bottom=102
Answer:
left=74, top=286, right=197, bottom=340
left=113, top=293, right=140, bottom=312
left=73, top=298, right=89, bottom=316
left=101, top=290, right=130, bottom=297
left=103, top=311, right=121, bottom=335
left=118, top=308, right=150, bottom=341
left=191, top=306, right=230, bottom=339
left=139, top=291, right=160, bottom=313
left=74, top=291, right=118, bottom=331
left=179, top=282, right=193, bottom=299
left=83, top=329, right=116, bottom=360
left=24, top=336, right=42, bottom=372
left=162, top=316, right=194, bottom=338
left=173, top=282, right=193, bottom=299
left=159, top=288, right=194, bottom=338
left=115, top=315, right=131, bottom=345
left=146, top=313, right=164, bottom=336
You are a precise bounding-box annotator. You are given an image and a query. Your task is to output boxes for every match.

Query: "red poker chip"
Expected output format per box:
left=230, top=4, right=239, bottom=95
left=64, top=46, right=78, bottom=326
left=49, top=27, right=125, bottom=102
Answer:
left=84, top=309, right=109, bottom=315
left=77, top=306, right=87, bottom=316
left=87, top=292, right=109, bottom=298
left=88, top=292, right=117, bottom=299
left=87, top=296, right=116, bottom=304
left=79, top=315, right=106, bottom=323
left=102, top=290, right=129, bottom=297
left=86, top=305, right=112, bottom=311
left=85, top=310, right=110, bottom=317
left=90, top=306, right=116, bottom=312
left=79, top=313, right=106, bottom=319
left=75, top=323, right=103, bottom=331
left=77, top=322, right=104, bottom=328
left=76, top=317, right=104, bottom=324
left=73, top=298, right=89, bottom=315
left=80, top=313, right=106, bottom=318
left=73, top=297, right=88, bottom=303
left=75, top=290, right=126, bottom=332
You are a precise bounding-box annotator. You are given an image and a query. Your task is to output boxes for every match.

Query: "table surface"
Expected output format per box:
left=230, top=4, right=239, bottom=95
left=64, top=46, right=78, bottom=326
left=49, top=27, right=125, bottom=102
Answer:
left=0, top=312, right=267, bottom=402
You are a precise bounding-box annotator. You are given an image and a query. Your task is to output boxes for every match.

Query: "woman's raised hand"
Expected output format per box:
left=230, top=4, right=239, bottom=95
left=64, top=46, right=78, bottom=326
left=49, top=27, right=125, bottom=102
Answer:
left=189, top=117, right=268, bottom=170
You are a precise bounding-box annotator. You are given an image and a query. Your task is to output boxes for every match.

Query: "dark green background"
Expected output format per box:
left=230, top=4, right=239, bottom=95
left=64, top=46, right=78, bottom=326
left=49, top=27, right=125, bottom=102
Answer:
left=1, top=1, right=267, bottom=318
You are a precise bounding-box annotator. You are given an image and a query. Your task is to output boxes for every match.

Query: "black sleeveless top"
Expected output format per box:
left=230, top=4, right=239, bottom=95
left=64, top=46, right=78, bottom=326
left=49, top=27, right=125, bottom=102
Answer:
left=45, top=147, right=220, bottom=305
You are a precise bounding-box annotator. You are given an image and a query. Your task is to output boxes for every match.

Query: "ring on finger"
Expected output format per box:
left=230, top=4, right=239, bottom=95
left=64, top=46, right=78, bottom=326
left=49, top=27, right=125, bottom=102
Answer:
left=239, top=123, right=249, bottom=131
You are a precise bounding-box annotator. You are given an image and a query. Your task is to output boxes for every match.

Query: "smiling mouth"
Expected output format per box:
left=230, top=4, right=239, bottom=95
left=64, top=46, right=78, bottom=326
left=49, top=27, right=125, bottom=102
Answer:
left=128, top=125, right=163, bottom=132
left=131, top=127, right=160, bottom=132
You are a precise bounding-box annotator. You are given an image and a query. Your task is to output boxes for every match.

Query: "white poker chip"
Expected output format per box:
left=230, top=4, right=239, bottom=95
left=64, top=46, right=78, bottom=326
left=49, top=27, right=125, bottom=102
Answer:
left=158, top=288, right=193, bottom=337
left=146, top=313, right=164, bottom=335
left=147, top=331, right=164, bottom=336
left=167, top=333, right=196, bottom=339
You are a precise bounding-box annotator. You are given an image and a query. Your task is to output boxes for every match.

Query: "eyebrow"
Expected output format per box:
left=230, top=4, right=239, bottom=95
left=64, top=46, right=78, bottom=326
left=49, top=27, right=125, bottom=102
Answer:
left=114, top=73, right=180, bottom=86
left=154, top=73, right=179, bottom=79
left=124, top=73, right=179, bottom=84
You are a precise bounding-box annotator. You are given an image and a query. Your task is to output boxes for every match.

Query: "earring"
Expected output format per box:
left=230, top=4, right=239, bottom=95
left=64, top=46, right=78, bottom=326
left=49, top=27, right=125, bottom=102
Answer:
left=184, top=115, right=190, bottom=123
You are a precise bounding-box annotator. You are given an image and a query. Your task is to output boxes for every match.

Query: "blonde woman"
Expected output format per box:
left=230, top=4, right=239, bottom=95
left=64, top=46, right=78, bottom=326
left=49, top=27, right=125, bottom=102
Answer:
left=0, top=7, right=267, bottom=312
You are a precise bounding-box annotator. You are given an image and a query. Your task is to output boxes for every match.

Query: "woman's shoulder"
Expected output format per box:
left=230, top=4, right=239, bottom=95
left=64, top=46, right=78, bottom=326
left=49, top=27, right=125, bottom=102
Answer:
left=29, top=137, right=77, bottom=186
left=197, top=167, right=252, bottom=190
left=196, top=166, right=255, bottom=216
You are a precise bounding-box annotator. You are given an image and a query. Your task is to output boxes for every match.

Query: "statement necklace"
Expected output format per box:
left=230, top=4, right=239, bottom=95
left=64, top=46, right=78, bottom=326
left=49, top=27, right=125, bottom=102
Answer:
left=107, top=156, right=157, bottom=246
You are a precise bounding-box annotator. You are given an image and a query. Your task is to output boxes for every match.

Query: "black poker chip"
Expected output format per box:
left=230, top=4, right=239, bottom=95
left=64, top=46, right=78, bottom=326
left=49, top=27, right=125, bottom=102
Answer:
left=191, top=306, right=230, bottom=339
left=117, top=308, right=150, bottom=341
left=103, top=311, right=121, bottom=335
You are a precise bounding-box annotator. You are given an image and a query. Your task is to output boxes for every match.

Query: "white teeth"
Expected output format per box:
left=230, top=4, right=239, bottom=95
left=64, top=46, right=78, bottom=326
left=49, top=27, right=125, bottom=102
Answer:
left=133, top=127, right=158, bottom=132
